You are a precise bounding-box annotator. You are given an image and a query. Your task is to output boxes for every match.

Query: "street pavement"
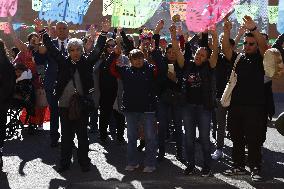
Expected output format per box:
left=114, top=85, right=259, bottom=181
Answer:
left=0, top=97, right=284, bottom=189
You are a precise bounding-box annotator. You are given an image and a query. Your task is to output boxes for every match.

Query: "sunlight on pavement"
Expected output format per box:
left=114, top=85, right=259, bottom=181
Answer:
left=130, top=180, right=144, bottom=189
left=165, top=153, right=186, bottom=169
left=4, top=157, right=65, bottom=189
left=214, top=173, right=255, bottom=189
left=89, top=143, right=124, bottom=181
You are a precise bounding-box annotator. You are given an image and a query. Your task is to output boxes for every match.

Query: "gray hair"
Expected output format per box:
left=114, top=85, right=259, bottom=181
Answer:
left=67, top=38, right=84, bottom=53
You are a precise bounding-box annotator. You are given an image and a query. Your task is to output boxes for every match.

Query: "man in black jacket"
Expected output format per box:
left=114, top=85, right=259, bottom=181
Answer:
left=36, top=19, right=109, bottom=173
left=222, top=16, right=267, bottom=182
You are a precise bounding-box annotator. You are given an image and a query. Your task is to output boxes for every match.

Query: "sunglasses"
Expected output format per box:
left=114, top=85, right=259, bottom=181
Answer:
left=107, top=43, right=116, bottom=48
left=243, top=41, right=256, bottom=46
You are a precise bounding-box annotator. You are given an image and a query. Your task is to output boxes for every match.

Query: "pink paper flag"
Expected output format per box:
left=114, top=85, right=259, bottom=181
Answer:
left=0, top=22, right=11, bottom=34
left=0, top=0, right=18, bottom=17
left=186, top=0, right=239, bottom=32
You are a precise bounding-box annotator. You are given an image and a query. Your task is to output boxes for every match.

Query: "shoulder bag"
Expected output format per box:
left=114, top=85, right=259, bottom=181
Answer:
left=220, top=53, right=242, bottom=107
left=68, top=75, right=95, bottom=120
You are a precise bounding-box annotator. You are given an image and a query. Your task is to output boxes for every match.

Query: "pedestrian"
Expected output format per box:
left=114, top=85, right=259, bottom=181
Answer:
left=36, top=18, right=109, bottom=172
left=182, top=29, right=218, bottom=177
left=222, top=16, right=267, bottom=182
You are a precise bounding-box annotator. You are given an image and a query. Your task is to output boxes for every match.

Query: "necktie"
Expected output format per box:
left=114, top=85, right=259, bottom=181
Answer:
left=60, top=41, right=66, bottom=55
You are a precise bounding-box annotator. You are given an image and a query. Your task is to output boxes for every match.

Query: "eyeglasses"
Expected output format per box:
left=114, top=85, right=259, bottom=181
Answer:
left=243, top=41, right=256, bottom=46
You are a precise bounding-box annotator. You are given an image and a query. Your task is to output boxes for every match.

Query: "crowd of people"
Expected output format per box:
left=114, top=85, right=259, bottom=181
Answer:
left=0, top=15, right=283, bottom=182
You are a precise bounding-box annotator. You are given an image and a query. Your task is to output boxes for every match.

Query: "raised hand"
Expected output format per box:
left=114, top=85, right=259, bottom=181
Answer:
left=101, top=18, right=111, bottom=32
left=223, top=18, right=232, bottom=32
left=238, top=25, right=247, bottom=35
left=169, top=24, right=177, bottom=37
left=34, top=18, right=44, bottom=32
left=209, top=29, right=217, bottom=37
left=84, top=36, right=95, bottom=53
left=117, top=26, right=123, bottom=34
left=88, top=24, right=97, bottom=38
left=243, top=15, right=257, bottom=31
left=154, top=19, right=164, bottom=34
left=47, top=19, right=53, bottom=27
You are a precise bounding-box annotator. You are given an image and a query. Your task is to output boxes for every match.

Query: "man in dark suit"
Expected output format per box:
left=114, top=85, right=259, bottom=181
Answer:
left=44, top=21, right=69, bottom=147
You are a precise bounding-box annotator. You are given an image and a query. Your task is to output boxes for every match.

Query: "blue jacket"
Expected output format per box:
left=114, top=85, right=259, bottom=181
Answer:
left=114, top=61, right=158, bottom=112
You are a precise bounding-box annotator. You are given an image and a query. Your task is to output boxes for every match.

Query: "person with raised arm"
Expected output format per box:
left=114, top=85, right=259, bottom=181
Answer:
left=222, top=16, right=267, bottom=182
left=35, top=18, right=109, bottom=173
left=182, top=28, right=218, bottom=177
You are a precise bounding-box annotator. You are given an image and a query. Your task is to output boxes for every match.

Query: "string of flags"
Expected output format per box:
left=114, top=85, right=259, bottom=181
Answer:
left=0, top=0, right=282, bottom=33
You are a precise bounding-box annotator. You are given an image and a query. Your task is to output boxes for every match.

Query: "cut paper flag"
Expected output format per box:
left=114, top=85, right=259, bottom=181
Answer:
left=0, top=22, right=11, bottom=34
left=0, top=0, right=18, bottom=17
left=169, top=2, right=187, bottom=21
left=186, top=0, right=239, bottom=32
left=32, top=0, right=43, bottom=11
left=111, top=0, right=162, bottom=28
left=268, top=6, right=278, bottom=24
left=12, top=22, right=23, bottom=30
left=277, top=0, right=284, bottom=34
left=39, top=0, right=93, bottom=24
left=234, top=4, right=259, bottom=23
left=102, top=0, right=114, bottom=16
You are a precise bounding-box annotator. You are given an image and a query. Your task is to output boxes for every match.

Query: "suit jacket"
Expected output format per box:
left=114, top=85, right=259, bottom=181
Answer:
left=44, top=38, right=68, bottom=91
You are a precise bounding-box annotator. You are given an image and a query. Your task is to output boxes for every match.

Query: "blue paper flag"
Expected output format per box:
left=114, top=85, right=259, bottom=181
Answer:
left=277, top=0, right=284, bottom=34
left=38, top=0, right=93, bottom=24
left=12, top=22, right=23, bottom=30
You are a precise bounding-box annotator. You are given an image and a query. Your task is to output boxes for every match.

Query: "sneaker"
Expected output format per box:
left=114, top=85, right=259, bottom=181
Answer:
left=211, top=149, right=224, bottom=160
left=201, top=168, right=211, bottom=177
left=184, top=166, right=195, bottom=175
left=251, top=168, right=262, bottom=182
left=125, top=164, right=139, bottom=171
left=223, top=167, right=247, bottom=176
left=143, top=166, right=156, bottom=173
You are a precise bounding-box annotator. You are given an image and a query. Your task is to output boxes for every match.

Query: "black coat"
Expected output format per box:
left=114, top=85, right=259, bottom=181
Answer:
left=42, top=32, right=107, bottom=100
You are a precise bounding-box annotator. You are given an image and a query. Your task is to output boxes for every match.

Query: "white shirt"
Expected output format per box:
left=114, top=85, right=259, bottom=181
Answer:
left=57, top=38, right=68, bottom=51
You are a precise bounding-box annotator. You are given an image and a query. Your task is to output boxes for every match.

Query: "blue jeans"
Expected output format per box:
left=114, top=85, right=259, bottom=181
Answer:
left=157, top=100, right=183, bottom=156
left=182, top=104, right=212, bottom=169
left=46, top=89, right=60, bottom=143
left=124, top=112, right=157, bottom=167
